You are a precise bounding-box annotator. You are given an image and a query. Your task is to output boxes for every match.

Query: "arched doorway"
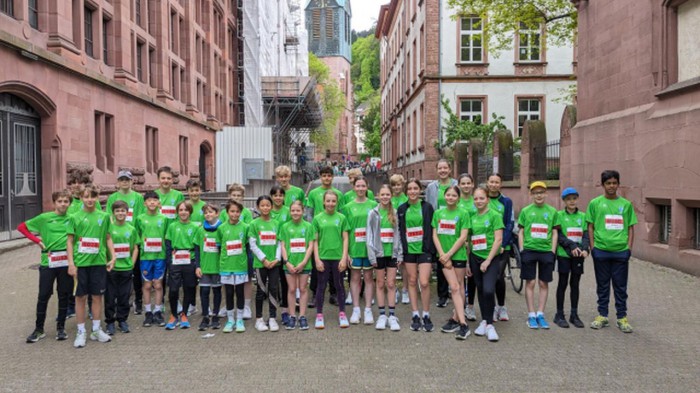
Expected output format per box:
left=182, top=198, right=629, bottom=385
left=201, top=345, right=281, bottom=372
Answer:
left=199, top=141, right=213, bottom=191
left=0, top=93, right=42, bottom=240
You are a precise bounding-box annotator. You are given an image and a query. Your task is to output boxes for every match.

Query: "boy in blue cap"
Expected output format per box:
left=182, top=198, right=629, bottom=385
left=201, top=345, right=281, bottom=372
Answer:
left=553, top=187, right=589, bottom=328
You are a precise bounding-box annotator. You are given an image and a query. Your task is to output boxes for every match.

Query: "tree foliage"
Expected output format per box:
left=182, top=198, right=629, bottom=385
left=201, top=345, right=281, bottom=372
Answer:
left=438, top=96, right=508, bottom=154
left=309, top=53, right=345, bottom=150
left=360, top=94, right=382, bottom=157
left=351, top=31, right=380, bottom=105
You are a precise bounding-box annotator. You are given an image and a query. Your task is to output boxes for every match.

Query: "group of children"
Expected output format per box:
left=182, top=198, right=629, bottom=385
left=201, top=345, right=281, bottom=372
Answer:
left=20, top=162, right=637, bottom=347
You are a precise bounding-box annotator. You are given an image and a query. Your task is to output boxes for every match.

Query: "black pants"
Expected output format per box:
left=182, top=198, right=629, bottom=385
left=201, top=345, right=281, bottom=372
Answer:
left=200, top=286, right=222, bottom=316
left=225, top=284, right=245, bottom=311
left=470, top=253, right=500, bottom=325
left=36, top=266, right=72, bottom=331
left=255, top=267, right=280, bottom=319
left=105, top=270, right=133, bottom=324
left=132, top=257, right=143, bottom=305
left=467, top=275, right=476, bottom=305
left=278, top=264, right=288, bottom=309
left=310, top=262, right=336, bottom=296
left=436, top=262, right=449, bottom=299
left=495, top=251, right=508, bottom=306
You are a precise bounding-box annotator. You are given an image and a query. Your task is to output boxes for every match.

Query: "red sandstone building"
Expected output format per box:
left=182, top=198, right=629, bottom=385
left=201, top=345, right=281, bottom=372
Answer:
left=563, top=0, right=700, bottom=275
left=0, top=1, right=243, bottom=240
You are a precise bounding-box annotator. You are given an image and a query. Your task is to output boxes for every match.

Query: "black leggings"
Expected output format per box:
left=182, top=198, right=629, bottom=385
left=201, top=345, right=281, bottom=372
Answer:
left=186, top=286, right=197, bottom=309
left=255, top=267, right=280, bottom=319
left=556, top=271, right=581, bottom=312
left=278, top=264, right=288, bottom=309
left=36, top=266, right=72, bottom=330
left=200, top=286, right=222, bottom=316
left=466, top=275, right=476, bottom=305
left=225, top=284, right=245, bottom=311
left=470, top=253, right=500, bottom=325
left=315, top=260, right=346, bottom=314
left=169, top=286, right=195, bottom=317
left=495, top=252, right=508, bottom=306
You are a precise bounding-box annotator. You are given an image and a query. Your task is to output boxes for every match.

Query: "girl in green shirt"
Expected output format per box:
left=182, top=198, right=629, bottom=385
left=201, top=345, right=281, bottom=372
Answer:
left=197, top=204, right=223, bottom=331
left=458, top=173, right=478, bottom=322
left=270, top=186, right=292, bottom=326
left=389, top=173, right=409, bottom=304
left=280, top=201, right=315, bottom=330
left=217, top=200, right=249, bottom=333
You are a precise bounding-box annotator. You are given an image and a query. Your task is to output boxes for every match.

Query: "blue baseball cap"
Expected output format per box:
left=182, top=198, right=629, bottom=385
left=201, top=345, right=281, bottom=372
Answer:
left=561, top=187, right=579, bottom=199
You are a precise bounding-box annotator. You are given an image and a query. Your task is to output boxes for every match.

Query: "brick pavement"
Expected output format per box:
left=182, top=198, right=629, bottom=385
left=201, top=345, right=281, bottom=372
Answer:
left=0, top=245, right=698, bottom=392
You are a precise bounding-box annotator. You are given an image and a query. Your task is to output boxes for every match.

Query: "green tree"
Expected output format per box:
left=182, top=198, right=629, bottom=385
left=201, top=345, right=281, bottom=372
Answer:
left=437, top=96, right=507, bottom=157
left=360, top=94, right=381, bottom=157
left=351, top=32, right=380, bottom=104
left=309, top=53, right=345, bottom=150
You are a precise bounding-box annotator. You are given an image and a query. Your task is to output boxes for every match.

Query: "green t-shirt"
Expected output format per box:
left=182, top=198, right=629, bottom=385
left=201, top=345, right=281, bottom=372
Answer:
left=106, top=190, right=144, bottom=224
left=432, top=207, right=470, bottom=261
left=189, top=200, right=207, bottom=226
left=518, top=203, right=558, bottom=252
left=405, top=202, right=425, bottom=255
left=437, top=183, right=451, bottom=210
left=247, top=217, right=280, bottom=268
left=109, top=223, right=138, bottom=271
left=217, top=221, right=248, bottom=274
left=68, top=198, right=102, bottom=216
left=156, top=189, right=185, bottom=222
left=469, top=209, right=505, bottom=260
left=343, top=199, right=378, bottom=258
left=284, top=185, right=306, bottom=207
left=377, top=207, right=397, bottom=257
left=312, top=211, right=349, bottom=260
left=165, top=221, right=201, bottom=251
left=25, top=212, right=71, bottom=267
left=391, top=194, right=408, bottom=210
left=135, top=212, right=168, bottom=261
left=343, top=189, right=376, bottom=206
left=219, top=206, right=253, bottom=224
left=279, top=220, right=315, bottom=270
left=271, top=206, right=291, bottom=225
left=200, top=225, right=221, bottom=274
left=458, top=196, right=478, bottom=216
left=488, top=196, right=506, bottom=217
left=306, top=186, right=344, bottom=216
left=67, top=209, right=111, bottom=267
left=585, top=195, right=637, bottom=252
left=554, top=209, right=587, bottom=258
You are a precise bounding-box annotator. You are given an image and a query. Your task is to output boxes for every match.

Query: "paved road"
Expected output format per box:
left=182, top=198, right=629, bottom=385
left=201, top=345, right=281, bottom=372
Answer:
left=0, top=244, right=698, bottom=392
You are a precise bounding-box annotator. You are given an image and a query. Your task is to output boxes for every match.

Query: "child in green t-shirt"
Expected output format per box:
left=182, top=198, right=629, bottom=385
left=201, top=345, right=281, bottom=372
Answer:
left=280, top=201, right=315, bottom=330
left=217, top=200, right=249, bottom=333
left=155, top=166, right=185, bottom=222
left=275, top=164, right=305, bottom=207
left=458, top=173, right=478, bottom=322
left=187, top=179, right=207, bottom=226
left=270, top=185, right=292, bottom=327
left=197, top=203, right=223, bottom=331
left=136, top=191, right=168, bottom=327
left=389, top=174, right=409, bottom=305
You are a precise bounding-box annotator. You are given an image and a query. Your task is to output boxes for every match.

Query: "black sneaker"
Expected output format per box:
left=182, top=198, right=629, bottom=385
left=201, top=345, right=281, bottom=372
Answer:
left=143, top=312, right=154, bottom=327
left=455, top=324, right=471, bottom=340
left=66, top=306, right=76, bottom=319
left=210, top=316, right=221, bottom=330
left=56, top=329, right=68, bottom=341
left=436, top=297, right=449, bottom=308
left=569, top=313, right=585, bottom=328
left=154, top=311, right=166, bottom=327
left=308, top=293, right=316, bottom=308
left=281, top=312, right=291, bottom=327
left=105, top=322, right=116, bottom=336
left=26, top=329, right=45, bottom=343
left=133, top=301, right=143, bottom=315
left=554, top=312, right=570, bottom=328
left=199, top=317, right=210, bottom=331
left=441, top=318, right=461, bottom=333
left=298, top=316, right=309, bottom=330
left=410, top=315, right=423, bottom=331
left=423, top=316, right=434, bottom=332
left=119, top=321, right=130, bottom=333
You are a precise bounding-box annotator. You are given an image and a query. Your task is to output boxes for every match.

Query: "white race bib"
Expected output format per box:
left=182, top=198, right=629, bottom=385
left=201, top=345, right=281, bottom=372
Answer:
left=172, top=250, right=191, bottom=265
left=126, top=208, right=134, bottom=222
left=566, top=227, right=583, bottom=244
left=605, top=215, right=624, bottom=231
left=259, top=231, right=277, bottom=246
left=354, top=228, right=367, bottom=243
left=144, top=238, right=163, bottom=253
left=407, top=227, right=423, bottom=243
left=114, top=243, right=130, bottom=259
left=78, top=237, right=100, bottom=254
left=530, top=223, right=549, bottom=239
left=437, top=219, right=457, bottom=236
left=203, top=238, right=219, bottom=253
left=290, top=238, right=306, bottom=254
left=161, top=206, right=176, bottom=219
left=48, top=251, right=69, bottom=268
left=380, top=228, right=394, bottom=244
left=226, top=240, right=243, bottom=256
left=471, top=234, right=487, bottom=251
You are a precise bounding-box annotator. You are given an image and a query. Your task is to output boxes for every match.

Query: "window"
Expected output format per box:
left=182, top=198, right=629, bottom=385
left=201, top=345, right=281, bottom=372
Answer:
left=148, top=46, right=156, bottom=87
left=85, top=7, right=95, bottom=57
left=695, top=209, right=700, bottom=250
left=459, top=99, right=483, bottom=124
left=325, top=8, right=333, bottom=38
left=145, top=126, right=159, bottom=173
left=518, top=22, right=541, bottom=62
left=170, top=10, right=176, bottom=53
left=179, top=136, right=188, bottom=176
left=171, top=63, right=178, bottom=99
left=135, top=0, right=141, bottom=26
left=94, top=111, right=115, bottom=172
left=460, top=17, right=483, bottom=62
left=103, top=18, right=110, bottom=64
left=677, top=0, right=700, bottom=82
left=136, top=41, right=144, bottom=82
left=517, top=98, right=541, bottom=137
left=28, top=0, right=38, bottom=29
left=659, top=205, right=671, bottom=244
left=311, top=9, right=321, bottom=39
left=0, top=0, right=13, bottom=17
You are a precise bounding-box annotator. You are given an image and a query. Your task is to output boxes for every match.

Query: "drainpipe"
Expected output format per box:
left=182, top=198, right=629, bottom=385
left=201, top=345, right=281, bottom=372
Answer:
left=437, top=0, right=443, bottom=150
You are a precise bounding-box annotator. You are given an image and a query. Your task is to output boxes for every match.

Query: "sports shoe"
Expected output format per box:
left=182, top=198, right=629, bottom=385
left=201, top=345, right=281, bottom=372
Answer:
left=243, top=306, right=252, bottom=320
left=436, top=297, right=449, bottom=308
left=569, top=313, right=584, bottom=328
left=474, top=320, right=488, bottom=336
left=388, top=315, right=401, bottom=331
left=133, top=301, right=143, bottom=315
left=56, top=329, right=67, bottom=341
left=286, top=316, right=297, bottom=330
left=349, top=309, right=361, bottom=324
left=179, top=314, right=191, bottom=329
left=395, top=290, right=399, bottom=304
left=410, top=315, right=422, bottom=331
left=423, top=315, right=434, bottom=332
left=199, top=317, right=211, bottom=331
left=66, top=306, right=76, bottom=319
left=497, top=306, right=510, bottom=321
left=26, top=329, right=45, bottom=343
left=590, top=315, right=609, bottom=329
left=455, top=324, right=471, bottom=340
left=464, top=306, right=477, bottom=321
left=187, top=305, right=198, bottom=317
left=315, top=314, right=325, bottom=329
left=73, top=331, right=87, bottom=348
left=617, top=317, right=633, bottom=333
left=401, top=290, right=410, bottom=304
left=143, top=312, right=154, bottom=327
left=165, top=315, right=178, bottom=330
left=217, top=308, right=227, bottom=318
left=210, top=316, right=221, bottom=330
left=536, top=314, right=550, bottom=329
left=268, top=318, right=280, bottom=332
left=554, top=312, right=570, bottom=328
left=255, top=318, right=269, bottom=332
left=235, top=319, right=246, bottom=333
left=375, top=315, right=388, bottom=330
left=308, top=294, right=316, bottom=308
left=281, top=312, right=291, bottom=327
left=118, top=321, right=130, bottom=333
left=339, top=312, right=350, bottom=328
left=486, top=324, right=499, bottom=341
left=527, top=316, right=539, bottom=329
left=154, top=311, right=166, bottom=327
left=364, top=309, right=374, bottom=325
left=223, top=321, right=234, bottom=333
left=299, top=316, right=309, bottom=330
left=441, top=319, right=460, bottom=333
left=493, top=306, right=500, bottom=322
left=105, top=323, right=116, bottom=336
left=345, top=292, right=353, bottom=305
left=90, top=329, right=112, bottom=343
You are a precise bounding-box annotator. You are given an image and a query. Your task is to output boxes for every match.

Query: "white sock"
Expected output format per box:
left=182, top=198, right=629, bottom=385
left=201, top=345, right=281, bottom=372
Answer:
left=144, top=304, right=152, bottom=312
left=529, top=312, right=537, bottom=318
left=227, top=309, right=235, bottom=322
left=353, top=307, right=360, bottom=313
left=237, top=309, right=244, bottom=320
left=536, top=311, right=544, bottom=317
left=364, top=307, right=372, bottom=313
left=244, top=299, right=251, bottom=308
left=77, top=323, right=86, bottom=334
left=422, top=311, right=430, bottom=318
left=154, top=304, right=162, bottom=312
left=92, top=320, right=101, bottom=331
left=412, top=311, right=419, bottom=318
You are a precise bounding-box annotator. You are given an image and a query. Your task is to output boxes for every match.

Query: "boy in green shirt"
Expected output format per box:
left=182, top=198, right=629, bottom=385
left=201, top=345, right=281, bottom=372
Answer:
left=275, top=165, right=306, bottom=207
left=517, top=181, right=558, bottom=330
left=305, top=166, right=344, bottom=220
left=66, top=185, right=115, bottom=348
left=155, top=166, right=185, bottom=223
left=586, top=170, right=637, bottom=333
left=198, top=204, right=223, bottom=331
left=186, top=179, right=207, bottom=226
left=67, top=170, right=103, bottom=216
left=104, top=201, right=139, bottom=335
left=136, top=191, right=168, bottom=327
left=342, top=168, right=375, bottom=205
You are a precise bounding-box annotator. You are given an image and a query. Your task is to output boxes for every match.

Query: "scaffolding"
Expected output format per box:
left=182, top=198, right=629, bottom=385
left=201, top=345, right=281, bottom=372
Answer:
left=285, top=0, right=301, bottom=53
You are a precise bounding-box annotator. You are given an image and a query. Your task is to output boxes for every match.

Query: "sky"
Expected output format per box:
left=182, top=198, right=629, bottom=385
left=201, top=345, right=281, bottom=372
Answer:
left=351, top=0, right=383, bottom=32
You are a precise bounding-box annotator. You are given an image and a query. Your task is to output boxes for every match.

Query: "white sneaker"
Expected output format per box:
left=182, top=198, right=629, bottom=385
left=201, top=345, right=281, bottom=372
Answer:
left=493, top=306, right=500, bottom=323
left=375, top=315, right=388, bottom=330
left=364, top=309, right=374, bottom=325
left=350, top=309, right=361, bottom=324
left=465, top=306, right=477, bottom=321
left=401, top=290, right=410, bottom=304
left=486, top=324, right=499, bottom=341
left=89, top=329, right=112, bottom=343
left=218, top=308, right=227, bottom=318
left=255, top=318, right=269, bottom=332
left=243, top=306, right=252, bottom=320
left=395, top=290, right=400, bottom=304
left=73, top=331, right=87, bottom=348
left=177, top=301, right=183, bottom=314
left=388, top=315, right=401, bottom=331
left=497, top=306, right=510, bottom=321
left=474, top=320, right=488, bottom=336
left=187, top=305, right=198, bottom=317
left=345, top=292, right=353, bottom=305
left=268, top=318, right=280, bottom=332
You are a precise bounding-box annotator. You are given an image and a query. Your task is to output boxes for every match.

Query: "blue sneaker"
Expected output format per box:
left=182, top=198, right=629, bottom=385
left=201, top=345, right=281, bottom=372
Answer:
left=281, top=312, right=291, bottom=327
left=536, top=314, right=550, bottom=329
left=298, top=316, right=309, bottom=330
left=165, top=315, right=178, bottom=330
left=527, top=316, right=539, bottom=329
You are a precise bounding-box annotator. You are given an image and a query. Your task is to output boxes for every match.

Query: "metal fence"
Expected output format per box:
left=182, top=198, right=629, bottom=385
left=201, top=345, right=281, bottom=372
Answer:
left=532, top=139, right=560, bottom=180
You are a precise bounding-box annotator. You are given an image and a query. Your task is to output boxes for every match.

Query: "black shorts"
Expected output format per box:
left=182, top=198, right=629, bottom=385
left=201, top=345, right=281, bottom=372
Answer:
left=376, top=257, right=397, bottom=269
left=451, top=260, right=467, bottom=269
left=403, top=253, right=432, bottom=264
left=168, top=264, right=198, bottom=289
left=75, top=265, right=107, bottom=296
left=520, top=250, right=555, bottom=282
left=557, top=256, right=584, bottom=275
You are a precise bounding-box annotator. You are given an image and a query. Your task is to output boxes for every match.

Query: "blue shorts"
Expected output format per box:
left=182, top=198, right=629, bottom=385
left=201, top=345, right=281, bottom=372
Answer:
left=141, top=259, right=166, bottom=281
left=351, top=258, right=373, bottom=270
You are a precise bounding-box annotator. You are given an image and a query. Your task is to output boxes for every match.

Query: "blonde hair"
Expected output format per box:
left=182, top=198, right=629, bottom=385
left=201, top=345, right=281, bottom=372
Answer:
left=227, top=183, right=245, bottom=195
left=389, top=174, right=405, bottom=186
left=378, top=184, right=396, bottom=226
left=275, top=165, right=291, bottom=177
left=346, top=168, right=362, bottom=179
